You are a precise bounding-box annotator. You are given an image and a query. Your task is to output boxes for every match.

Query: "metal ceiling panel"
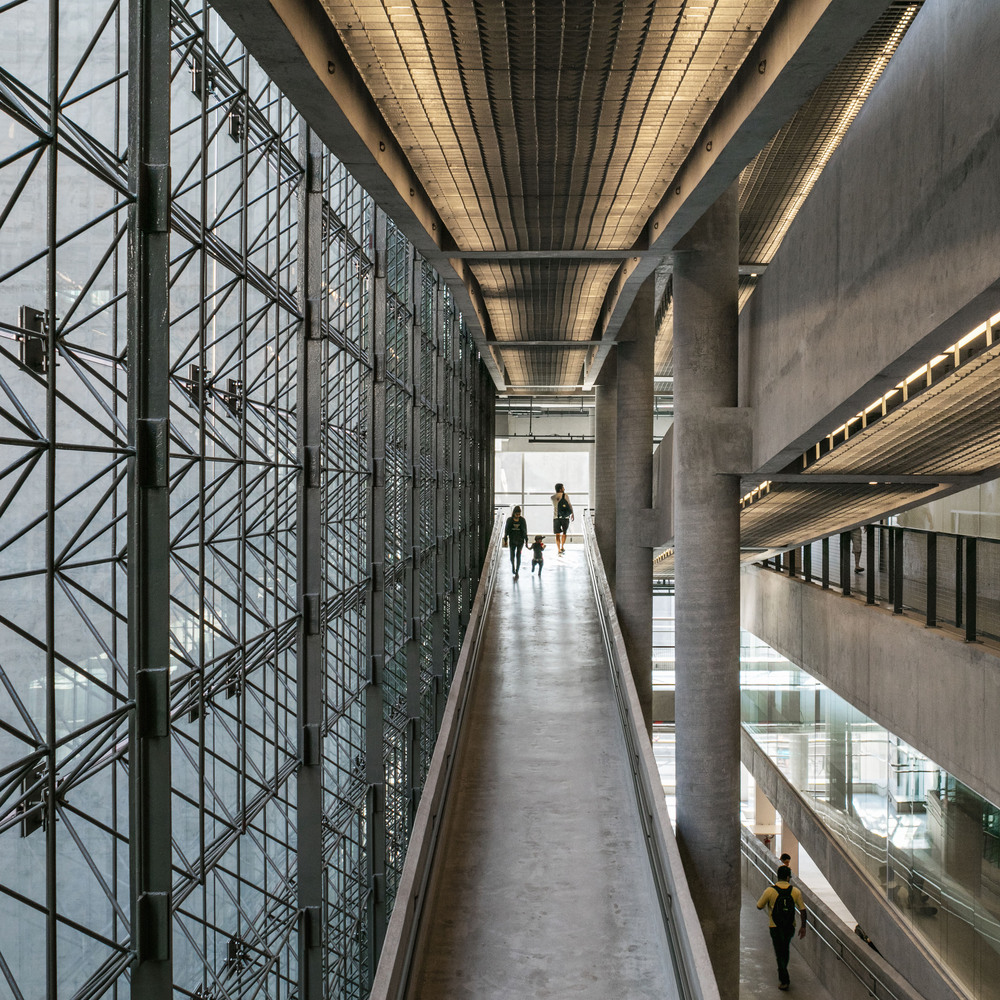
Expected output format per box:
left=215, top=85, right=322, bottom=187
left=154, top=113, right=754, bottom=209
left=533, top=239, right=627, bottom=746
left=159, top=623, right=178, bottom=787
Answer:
left=321, top=0, right=778, bottom=386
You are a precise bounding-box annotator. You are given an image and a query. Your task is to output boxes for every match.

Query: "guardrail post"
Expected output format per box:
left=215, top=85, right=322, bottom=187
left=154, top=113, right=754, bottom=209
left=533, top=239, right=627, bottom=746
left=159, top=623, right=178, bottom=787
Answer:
left=866, top=525, right=876, bottom=605
left=926, top=532, right=937, bottom=626
left=956, top=535, right=964, bottom=629
left=966, top=537, right=977, bottom=642
left=893, top=526, right=904, bottom=614
left=788, top=548, right=797, bottom=579
left=840, top=532, right=852, bottom=596
left=803, top=543, right=812, bottom=583
left=822, top=537, right=830, bottom=589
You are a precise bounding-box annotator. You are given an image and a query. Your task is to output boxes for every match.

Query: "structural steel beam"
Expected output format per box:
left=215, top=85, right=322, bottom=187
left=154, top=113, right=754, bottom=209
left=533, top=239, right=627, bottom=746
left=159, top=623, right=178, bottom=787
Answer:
left=127, top=0, right=173, bottom=992
left=296, top=126, right=324, bottom=1000
left=367, top=208, right=390, bottom=972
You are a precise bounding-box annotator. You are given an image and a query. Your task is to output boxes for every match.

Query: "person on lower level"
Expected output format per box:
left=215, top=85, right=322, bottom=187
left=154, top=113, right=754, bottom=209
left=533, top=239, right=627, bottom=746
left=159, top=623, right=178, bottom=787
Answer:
left=503, top=505, right=528, bottom=579
left=757, top=865, right=807, bottom=990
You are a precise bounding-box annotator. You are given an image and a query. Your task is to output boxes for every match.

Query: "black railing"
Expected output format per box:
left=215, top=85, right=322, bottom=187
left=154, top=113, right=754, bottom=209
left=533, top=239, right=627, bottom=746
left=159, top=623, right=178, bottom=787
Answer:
left=761, top=525, right=1000, bottom=643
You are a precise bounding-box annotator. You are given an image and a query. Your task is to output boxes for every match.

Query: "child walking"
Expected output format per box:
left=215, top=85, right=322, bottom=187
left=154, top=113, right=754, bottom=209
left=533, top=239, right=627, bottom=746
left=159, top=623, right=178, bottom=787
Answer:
left=530, top=535, right=546, bottom=575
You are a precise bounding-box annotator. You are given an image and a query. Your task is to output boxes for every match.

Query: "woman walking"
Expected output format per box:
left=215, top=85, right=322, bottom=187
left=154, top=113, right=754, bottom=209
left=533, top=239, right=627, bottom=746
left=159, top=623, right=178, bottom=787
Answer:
left=503, top=505, right=529, bottom=579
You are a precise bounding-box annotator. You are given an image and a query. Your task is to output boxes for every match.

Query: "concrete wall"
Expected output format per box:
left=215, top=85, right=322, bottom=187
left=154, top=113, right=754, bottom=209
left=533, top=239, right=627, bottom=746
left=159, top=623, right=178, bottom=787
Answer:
left=740, top=0, right=1000, bottom=473
left=741, top=565, right=1000, bottom=809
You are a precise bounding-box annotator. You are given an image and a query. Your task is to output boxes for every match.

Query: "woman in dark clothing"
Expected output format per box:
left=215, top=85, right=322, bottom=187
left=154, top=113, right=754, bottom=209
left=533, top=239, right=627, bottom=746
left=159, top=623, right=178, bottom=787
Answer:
left=503, top=505, right=529, bottom=579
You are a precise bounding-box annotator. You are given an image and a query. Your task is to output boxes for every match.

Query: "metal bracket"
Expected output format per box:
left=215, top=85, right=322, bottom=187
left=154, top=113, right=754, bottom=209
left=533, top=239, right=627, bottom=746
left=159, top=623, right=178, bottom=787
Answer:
left=303, top=445, right=321, bottom=488
left=137, top=891, right=170, bottom=962
left=136, top=418, right=168, bottom=489
left=138, top=162, right=170, bottom=233
left=306, top=296, right=323, bottom=339
left=301, top=723, right=321, bottom=766
left=137, top=666, right=169, bottom=738
left=303, top=591, right=320, bottom=635
left=303, top=905, right=322, bottom=948
left=369, top=652, right=383, bottom=685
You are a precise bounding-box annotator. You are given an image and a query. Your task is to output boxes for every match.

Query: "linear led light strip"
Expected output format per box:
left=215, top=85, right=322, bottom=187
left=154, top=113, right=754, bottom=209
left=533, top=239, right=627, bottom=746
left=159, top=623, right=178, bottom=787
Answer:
left=805, top=307, right=1000, bottom=466
left=740, top=306, right=1000, bottom=508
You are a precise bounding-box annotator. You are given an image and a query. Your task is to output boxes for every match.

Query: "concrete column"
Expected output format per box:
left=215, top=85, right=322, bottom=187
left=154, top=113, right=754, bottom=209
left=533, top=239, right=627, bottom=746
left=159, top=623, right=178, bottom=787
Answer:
left=594, top=349, right=617, bottom=593
left=672, top=184, right=741, bottom=998
left=615, top=283, right=654, bottom=735
left=781, top=824, right=800, bottom=874
left=755, top=785, right=777, bottom=851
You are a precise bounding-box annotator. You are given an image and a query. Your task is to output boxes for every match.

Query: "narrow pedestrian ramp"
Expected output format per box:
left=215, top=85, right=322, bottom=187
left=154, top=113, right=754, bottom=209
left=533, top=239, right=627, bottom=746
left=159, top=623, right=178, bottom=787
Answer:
left=403, top=544, right=681, bottom=999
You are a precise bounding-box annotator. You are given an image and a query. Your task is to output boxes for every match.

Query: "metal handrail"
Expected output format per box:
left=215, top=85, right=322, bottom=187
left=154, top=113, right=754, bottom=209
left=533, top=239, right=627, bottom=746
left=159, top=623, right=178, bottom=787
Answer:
left=741, top=832, right=919, bottom=1000
left=582, top=514, right=721, bottom=1000
left=370, top=514, right=505, bottom=1000
left=762, top=524, right=1000, bottom=643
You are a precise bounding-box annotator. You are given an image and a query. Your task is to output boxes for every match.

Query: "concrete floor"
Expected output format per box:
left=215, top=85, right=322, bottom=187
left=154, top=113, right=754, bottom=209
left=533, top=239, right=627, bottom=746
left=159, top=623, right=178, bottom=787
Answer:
left=739, top=885, right=834, bottom=1000
left=406, top=545, right=680, bottom=999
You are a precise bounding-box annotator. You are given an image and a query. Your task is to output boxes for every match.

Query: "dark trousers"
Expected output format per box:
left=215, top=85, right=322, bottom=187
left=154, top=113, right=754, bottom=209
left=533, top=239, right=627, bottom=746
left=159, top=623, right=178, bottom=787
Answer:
left=509, top=542, right=523, bottom=573
left=769, top=925, right=795, bottom=985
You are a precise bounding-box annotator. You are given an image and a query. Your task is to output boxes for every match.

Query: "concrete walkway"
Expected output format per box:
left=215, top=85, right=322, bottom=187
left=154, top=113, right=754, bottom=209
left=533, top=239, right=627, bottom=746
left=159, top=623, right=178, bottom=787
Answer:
left=406, top=545, right=679, bottom=999
left=740, top=883, right=835, bottom=999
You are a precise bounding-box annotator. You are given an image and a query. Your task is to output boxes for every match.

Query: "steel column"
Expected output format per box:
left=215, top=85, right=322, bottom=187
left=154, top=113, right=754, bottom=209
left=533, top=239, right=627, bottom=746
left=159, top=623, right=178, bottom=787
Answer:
left=296, top=126, right=324, bottom=1000
left=366, top=206, right=389, bottom=971
left=127, top=0, right=172, bottom=992
left=406, top=251, right=423, bottom=826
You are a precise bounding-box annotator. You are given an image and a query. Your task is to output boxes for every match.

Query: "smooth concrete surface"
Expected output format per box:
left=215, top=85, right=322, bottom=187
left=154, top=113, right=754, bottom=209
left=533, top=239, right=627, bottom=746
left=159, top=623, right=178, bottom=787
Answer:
left=673, top=186, right=743, bottom=999
left=614, top=281, right=655, bottom=734
left=741, top=0, right=1000, bottom=473
left=741, top=564, right=1000, bottom=811
left=405, top=545, right=679, bottom=999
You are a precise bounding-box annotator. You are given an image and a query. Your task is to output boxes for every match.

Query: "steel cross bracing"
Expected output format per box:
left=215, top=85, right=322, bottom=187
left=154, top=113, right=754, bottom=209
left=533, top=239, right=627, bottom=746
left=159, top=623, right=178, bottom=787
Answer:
left=0, top=2, right=494, bottom=998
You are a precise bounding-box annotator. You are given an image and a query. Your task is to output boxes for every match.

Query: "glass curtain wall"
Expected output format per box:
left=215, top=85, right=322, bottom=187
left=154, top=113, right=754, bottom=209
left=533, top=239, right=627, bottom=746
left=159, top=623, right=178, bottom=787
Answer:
left=743, top=656, right=1000, bottom=1000
left=0, top=3, right=494, bottom=997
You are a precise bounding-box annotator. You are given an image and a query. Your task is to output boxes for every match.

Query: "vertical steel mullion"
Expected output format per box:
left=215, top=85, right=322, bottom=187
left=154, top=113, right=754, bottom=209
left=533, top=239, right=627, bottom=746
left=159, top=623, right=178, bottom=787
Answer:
left=296, top=126, right=324, bottom=1000
left=431, top=279, right=446, bottom=725
left=405, top=253, right=422, bottom=824
left=448, top=310, right=461, bottom=662
left=821, top=536, right=829, bottom=589
left=925, top=531, right=937, bottom=626
left=840, top=532, right=851, bottom=596
left=460, top=333, right=473, bottom=624
left=366, top=206, right=389, bottom=974
left=128, top=0, right=173, bottom=991
left=45, top=1, right=59, bottom=990
left=802, top=542, right=812, bottom=583
left=196, top=4, right=209, bottom=892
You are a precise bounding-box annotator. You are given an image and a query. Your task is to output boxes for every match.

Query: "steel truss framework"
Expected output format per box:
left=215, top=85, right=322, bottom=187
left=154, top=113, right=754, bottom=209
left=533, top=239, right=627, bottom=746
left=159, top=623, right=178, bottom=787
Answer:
left=0, top=1, right=494, bottom=997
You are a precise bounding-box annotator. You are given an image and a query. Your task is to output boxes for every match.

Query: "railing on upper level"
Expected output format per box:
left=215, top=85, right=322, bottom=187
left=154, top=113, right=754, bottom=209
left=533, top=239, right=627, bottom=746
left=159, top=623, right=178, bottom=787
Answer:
left=760, top=525, right=1000, bottom=643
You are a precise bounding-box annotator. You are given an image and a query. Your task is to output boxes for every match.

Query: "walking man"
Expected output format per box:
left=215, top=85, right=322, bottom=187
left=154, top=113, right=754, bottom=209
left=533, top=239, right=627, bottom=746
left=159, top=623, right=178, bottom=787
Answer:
left=550, top=483, right=573, bottom=555
left=757, top=864, right=807, bottom=990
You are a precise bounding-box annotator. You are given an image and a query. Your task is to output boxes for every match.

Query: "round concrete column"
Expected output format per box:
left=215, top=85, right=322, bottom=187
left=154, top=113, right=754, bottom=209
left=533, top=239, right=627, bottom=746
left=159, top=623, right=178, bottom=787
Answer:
left=595, top=349, right=618, bottom=594
left=672, top=184, right=741, bottom=998
left=615, top=281, right=654, bottom=735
